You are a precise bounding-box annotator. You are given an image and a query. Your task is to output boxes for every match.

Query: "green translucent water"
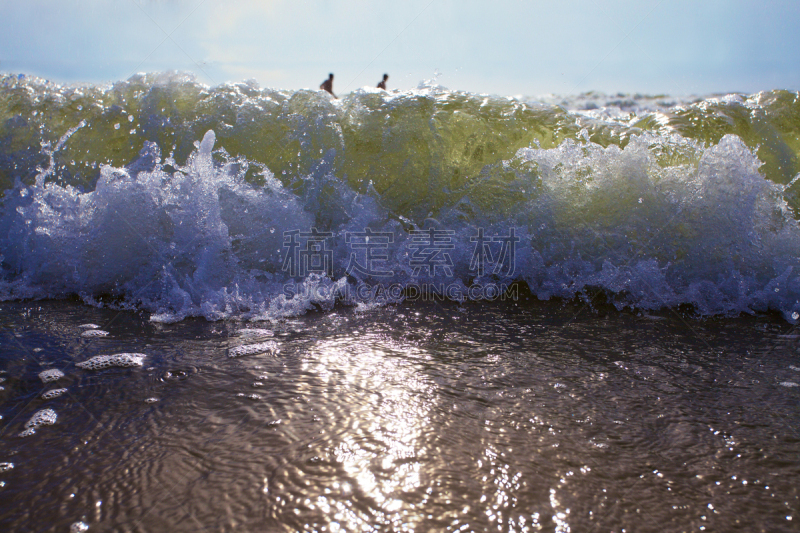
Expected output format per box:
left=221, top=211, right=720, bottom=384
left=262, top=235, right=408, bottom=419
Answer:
left=2, top=75, right=798, bottom=217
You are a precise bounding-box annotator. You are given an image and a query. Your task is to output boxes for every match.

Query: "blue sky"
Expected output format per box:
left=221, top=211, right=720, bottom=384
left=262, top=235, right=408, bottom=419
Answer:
left=1, top=0, right=799, bottom=96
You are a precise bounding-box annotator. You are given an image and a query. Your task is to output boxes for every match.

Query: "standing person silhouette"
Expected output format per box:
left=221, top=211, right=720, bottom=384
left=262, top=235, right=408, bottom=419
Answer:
left=320, top=73, right=336, bottom=98
left=377, top=73, right=388, bottom=90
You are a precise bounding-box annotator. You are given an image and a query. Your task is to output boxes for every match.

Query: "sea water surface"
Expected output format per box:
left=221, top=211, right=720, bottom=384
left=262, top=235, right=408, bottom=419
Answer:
left=0, top=300, right=799, bottom=532
left=1, top=73, right=800, bottom=531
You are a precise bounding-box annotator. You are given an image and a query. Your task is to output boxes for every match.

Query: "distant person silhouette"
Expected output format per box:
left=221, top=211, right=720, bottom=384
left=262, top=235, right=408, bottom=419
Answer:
left=377, top=74, right=388, bottom=90
left=320, top=73, right=336, bottom=98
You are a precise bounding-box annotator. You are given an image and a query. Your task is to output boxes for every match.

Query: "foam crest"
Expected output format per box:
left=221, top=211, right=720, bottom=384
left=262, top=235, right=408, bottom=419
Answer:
left=511, top=133, right=800, bottom=318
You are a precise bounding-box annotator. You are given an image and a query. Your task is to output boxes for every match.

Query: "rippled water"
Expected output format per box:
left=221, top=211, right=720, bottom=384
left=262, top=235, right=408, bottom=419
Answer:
left=0, top=300, right=799, bottom=532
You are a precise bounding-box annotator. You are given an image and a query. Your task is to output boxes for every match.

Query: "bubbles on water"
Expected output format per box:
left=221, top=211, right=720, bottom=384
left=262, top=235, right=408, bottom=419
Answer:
left=39, top=369, right=64, bottom=383
left=70, top=522, right=89, bottom=533
left=237, top=393, right=262, bottom=400
left=41, top=388, right=67, bottom=399
left=0, top=462, right=13, bottom=472
left=792, top=312, right=799, bottom=320
left=75, top=353, right=146, bottom=370
left=236, top=328, right=274, bottom=337
left=779, top=382, right=798, bottom=388
left=228, top=341, right=278, bottom=358
left=81, top=330, right=109, bottom=338
left=20, top=408, right=57, bottom=437
left=144, top=397, right=159, bottom=403
left=114, top=123, right=120, bottom=130
left=79, top=324, right=100, bottom=329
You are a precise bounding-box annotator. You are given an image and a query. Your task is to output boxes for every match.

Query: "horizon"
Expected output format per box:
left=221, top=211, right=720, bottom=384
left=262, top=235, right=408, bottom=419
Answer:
left=1, top=0, right=799, bottom=97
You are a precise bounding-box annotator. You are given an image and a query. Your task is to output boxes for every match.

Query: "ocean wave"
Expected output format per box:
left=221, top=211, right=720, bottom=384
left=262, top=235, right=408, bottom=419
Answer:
left=1, top=73, right=800, bottom=321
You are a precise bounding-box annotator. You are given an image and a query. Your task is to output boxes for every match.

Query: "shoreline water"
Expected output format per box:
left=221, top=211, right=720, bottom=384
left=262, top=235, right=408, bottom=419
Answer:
left=0, top=299, right=799, bottom=531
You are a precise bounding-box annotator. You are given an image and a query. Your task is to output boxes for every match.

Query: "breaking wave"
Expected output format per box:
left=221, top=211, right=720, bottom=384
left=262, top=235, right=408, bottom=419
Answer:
left=1, top=72, right=800, bottom=321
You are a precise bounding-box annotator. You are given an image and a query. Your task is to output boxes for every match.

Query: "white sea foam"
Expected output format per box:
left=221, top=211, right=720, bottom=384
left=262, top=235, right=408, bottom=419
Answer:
left=236, top=328, right=274, bottom=337
left=41, top=388, right=68, bottom=399
left=228, top=341, right=279, bottom=358
left=70, top=522, right=89, bottom=533
left=81, top=330, right=109, bottom=338
left=20, top=408, right=57, bottom=437
left=76, top=353, right=146, bottom=370
left=39, top=369, right=65, bottom=383
left=237, top=393, right=262, bottom=400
